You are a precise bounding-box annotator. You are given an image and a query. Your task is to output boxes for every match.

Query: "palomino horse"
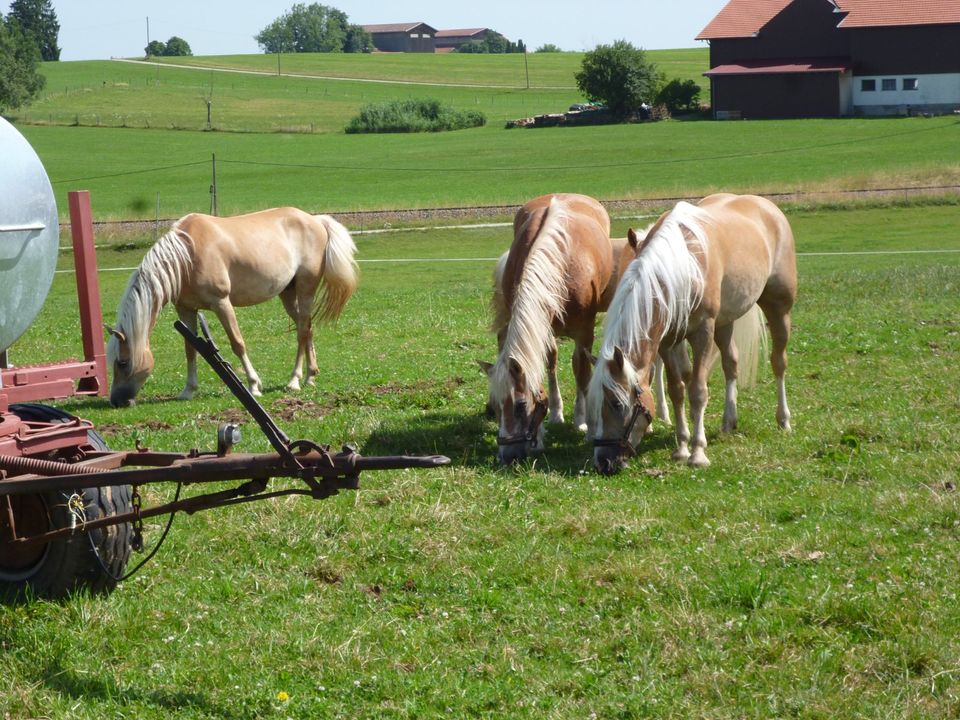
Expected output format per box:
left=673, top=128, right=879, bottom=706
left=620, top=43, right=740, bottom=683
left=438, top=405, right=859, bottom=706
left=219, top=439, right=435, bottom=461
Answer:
left=479, top=193, right=644, bottom=465
left=106, top=207, right=358, bottom=407
left=587, top=193, right=797, bottom=474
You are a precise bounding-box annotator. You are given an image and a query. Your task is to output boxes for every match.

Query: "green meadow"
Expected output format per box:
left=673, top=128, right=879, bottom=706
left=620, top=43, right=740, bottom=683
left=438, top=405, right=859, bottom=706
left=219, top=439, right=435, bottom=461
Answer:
left=2, top=47, right=960, bottom=719
left=2, top=204, right=959, bottom=718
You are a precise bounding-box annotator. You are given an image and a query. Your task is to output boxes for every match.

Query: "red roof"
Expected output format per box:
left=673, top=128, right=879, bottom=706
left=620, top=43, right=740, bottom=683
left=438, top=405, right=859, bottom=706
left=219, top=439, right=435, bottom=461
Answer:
left=834, top=0, right=960, bottom=28
left=696, top=0, right=793, bottom=40
left=697, top=0, right=960, bottom=39
left=705, top=58, right=852, bottom=76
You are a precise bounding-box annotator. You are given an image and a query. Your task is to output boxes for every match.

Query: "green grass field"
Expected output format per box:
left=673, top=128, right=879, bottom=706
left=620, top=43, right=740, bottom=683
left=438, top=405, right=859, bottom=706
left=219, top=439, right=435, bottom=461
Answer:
left=1, top=203, right=959, bottom=718
left=7, top=50, right=960, bottom=222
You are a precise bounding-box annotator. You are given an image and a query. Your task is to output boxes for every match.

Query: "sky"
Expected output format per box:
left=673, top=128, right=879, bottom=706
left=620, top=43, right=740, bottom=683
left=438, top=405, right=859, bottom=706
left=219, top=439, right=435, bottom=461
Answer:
left=0, top=1, right=728, bottom=61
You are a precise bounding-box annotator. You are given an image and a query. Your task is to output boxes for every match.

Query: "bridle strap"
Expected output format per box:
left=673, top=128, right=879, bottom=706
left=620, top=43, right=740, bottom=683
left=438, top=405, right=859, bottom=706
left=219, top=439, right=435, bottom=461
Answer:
left=592, top=389, right=654, bottom=458
left=497, top=397, right=549, bottom=448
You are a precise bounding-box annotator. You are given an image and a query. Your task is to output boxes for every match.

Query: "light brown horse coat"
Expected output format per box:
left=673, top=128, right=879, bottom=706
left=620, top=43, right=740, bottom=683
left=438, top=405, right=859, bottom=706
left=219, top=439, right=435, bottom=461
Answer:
left=588, top=193, right=797, bottom=473
left=482, top=193, right=639, bottom=464
left=107, top=207, right=358, bottom=406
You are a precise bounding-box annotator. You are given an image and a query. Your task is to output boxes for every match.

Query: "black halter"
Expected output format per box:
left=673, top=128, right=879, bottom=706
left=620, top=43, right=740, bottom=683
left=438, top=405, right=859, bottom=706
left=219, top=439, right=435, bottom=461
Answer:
left=496, top=396, right=549, bottom=449
left=592, top=387, right=654, bottom=458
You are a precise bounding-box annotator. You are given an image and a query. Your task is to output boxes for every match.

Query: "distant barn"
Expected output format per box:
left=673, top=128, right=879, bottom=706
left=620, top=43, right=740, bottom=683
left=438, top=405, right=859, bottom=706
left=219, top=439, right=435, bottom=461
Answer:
left=435, top=28, right=495, bottom=52
left=698, top=0, right=960, bottom=119
left=362, top=23, right=438, bottom=53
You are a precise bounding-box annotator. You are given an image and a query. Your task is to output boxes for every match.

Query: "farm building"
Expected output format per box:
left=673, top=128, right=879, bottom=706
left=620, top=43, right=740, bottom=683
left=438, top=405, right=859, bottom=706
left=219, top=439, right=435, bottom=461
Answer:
left=697, top=0, right=960, bottom=119
left=362, top=23, right=438, bottom=53
left=435, top=28, right=496, bottom=52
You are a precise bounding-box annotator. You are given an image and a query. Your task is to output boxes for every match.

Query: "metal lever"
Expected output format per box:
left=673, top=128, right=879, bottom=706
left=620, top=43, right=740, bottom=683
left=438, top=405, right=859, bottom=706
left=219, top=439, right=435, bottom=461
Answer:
left=174, top=314, right=301, bottom=468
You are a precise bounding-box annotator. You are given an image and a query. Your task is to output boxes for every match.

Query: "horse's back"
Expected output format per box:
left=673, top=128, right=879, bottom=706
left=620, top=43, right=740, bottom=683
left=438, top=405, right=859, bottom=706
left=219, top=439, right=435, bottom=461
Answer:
left=502, top=193, right=614, bottom=325
left=175, top=207, right=322, bottom=308
left=697, top=194, right=797, bottom=322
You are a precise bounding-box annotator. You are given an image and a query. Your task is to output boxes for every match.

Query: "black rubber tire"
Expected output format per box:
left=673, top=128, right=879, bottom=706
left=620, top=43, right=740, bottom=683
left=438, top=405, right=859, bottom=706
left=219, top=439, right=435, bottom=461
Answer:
left=0, top=404, right=132, bottom=600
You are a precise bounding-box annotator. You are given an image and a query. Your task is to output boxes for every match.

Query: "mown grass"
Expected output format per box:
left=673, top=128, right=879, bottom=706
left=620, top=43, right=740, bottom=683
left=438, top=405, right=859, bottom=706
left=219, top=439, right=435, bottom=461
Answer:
left=1, top=203, right=958, bottom=718
left=18, top=115, right=960, bottom=220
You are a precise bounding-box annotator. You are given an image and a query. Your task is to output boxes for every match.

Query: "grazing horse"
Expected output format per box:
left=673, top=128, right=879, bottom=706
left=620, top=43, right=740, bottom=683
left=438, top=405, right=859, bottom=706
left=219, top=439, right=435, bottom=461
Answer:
left=479, top=193, right=643, bottom=465
left=587, top=193, right=797, bottom=474
left=106, top=207, right=358, bottom=407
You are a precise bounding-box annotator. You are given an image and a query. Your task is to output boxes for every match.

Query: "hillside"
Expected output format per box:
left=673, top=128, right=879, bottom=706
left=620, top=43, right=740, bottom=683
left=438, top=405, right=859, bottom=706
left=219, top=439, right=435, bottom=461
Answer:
left=14, top=49, right=710, bottom=135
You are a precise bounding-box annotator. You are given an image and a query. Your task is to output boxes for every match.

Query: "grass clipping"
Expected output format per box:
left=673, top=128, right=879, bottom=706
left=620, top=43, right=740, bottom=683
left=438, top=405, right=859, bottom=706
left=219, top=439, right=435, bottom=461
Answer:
left=345, top=98, right=486, bottom=134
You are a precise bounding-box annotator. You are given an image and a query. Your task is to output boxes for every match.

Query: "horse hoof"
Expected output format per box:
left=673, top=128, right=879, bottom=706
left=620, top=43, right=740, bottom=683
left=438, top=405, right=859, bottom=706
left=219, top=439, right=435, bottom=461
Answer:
left=688, top=452, right=711, bottom=468
left=287, top=381, right=301, bottom=392
left=176, top=391, right=194, bottom=401
left=576, top=422, right=588, bottom=433
left=671, top=448, right=690, bottom=462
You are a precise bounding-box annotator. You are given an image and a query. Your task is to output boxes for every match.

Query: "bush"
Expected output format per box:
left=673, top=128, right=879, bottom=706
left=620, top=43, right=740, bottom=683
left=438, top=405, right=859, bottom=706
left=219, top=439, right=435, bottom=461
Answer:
left=655, top=78, right=701, bottom=114
left=345, top=99, right=486, bottom=134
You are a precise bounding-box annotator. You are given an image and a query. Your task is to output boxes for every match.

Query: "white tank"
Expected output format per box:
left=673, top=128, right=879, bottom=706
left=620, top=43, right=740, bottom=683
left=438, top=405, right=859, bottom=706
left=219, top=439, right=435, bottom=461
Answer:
left=0, top=116, right=60, bottom=355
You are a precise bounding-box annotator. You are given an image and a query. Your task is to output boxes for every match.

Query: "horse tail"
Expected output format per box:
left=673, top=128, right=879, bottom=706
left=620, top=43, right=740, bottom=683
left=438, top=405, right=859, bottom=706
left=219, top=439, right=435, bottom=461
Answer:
left=703, top=305, right=766, bottom=387
left=314, top=215, right=359, bottom=322
left=733, top=304, right=767, bottom=389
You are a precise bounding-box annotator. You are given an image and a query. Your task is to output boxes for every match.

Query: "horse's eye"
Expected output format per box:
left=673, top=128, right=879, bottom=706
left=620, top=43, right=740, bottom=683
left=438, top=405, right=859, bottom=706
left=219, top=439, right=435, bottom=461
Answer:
left=513, top=400, right=527, bottom=419
left=610, top=398, right=624, bottom=413
left=117, top=359, right=129, bottom=369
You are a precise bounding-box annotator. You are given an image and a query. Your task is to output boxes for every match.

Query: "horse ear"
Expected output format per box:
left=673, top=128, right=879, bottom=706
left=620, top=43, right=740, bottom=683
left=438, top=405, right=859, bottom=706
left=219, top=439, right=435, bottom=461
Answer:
left=104, top=323, right=126, bottom=343
left=627, top=228, right=639, bottom=249
left=476, top=360, right=494, bottom=377
left=611, top=346, right=626, bottom=373
left=508, top=357, right=524, bottom=382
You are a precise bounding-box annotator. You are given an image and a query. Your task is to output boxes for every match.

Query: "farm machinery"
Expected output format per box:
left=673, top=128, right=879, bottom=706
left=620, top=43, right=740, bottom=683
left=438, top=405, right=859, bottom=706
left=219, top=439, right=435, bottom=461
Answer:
left=0, top=118, right=449, bottom=599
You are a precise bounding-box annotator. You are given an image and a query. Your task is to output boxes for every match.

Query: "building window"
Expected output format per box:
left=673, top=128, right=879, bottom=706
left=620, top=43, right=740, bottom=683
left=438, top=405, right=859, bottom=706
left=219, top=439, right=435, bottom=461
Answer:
left=410, top=33, right=419, bottom=38
left=903, top=78, right=919, bottom=91
left=861, top=79, right=876, bottom=92
left=881, top=78, right=897, bottom=91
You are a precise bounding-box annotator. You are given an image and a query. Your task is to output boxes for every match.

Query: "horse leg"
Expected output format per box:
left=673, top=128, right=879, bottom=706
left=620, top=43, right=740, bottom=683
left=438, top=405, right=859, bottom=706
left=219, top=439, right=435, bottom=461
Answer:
left=762, top=306, right=793, bottom=431
left=298, top=283, right=320, bottom=388
left=714, top=322, right=739, bottom=433
left=279, top=285, right=307, bottom=392
left=662, top=344, right=691, bottom=461
left=652, top=356, right=671, bottom=428
left=546, top=337, right=563, bottom=424
left=211, top=299, right=263, bottom=396
left=176, top=306, right=199, bottom=400
left=572, top=341, right=593, bottom=433
left=687, top=321, right=715, bottom=468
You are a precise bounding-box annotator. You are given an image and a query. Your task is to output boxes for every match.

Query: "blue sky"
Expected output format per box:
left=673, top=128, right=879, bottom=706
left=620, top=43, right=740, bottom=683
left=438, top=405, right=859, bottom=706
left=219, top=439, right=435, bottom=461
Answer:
left=1, top=1, right=727, bottom=60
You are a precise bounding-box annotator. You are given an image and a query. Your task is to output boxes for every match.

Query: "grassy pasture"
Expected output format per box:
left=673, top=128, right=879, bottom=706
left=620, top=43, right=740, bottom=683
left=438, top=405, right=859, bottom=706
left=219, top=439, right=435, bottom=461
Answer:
left=1, top=203, right=958, bottom=718
left=18, top=115, right=960, bottom=221
left=18, top=49, right=709, bottom=135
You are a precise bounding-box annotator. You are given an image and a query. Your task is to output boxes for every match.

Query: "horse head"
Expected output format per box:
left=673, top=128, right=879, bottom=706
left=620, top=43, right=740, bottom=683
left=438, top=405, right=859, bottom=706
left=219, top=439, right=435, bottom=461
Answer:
left=588, top=346, right=656, bottom=475
left=480, top=357, right=548, bottom=466
left=105, top=323, right=154, bottom=408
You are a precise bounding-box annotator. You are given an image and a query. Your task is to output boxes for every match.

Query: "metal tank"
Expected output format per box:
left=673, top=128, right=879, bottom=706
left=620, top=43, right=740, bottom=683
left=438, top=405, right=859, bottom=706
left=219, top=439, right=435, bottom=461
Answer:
left=0, top=116, right=60, bottom=355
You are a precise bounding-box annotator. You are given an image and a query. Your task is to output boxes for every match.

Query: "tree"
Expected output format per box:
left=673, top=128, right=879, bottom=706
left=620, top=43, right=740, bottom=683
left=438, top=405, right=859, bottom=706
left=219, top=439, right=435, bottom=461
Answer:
left=454, top=32, right=523, bottom=54
left=535, top=43, right=562, bottom=53
left=256, top=3, right=366, bottom=54
left=343, top=24, right=373, bottom=53
left=163, top=36, right=192, bottom=56
left=655, top=78, right=702, bottom=114
left=144, top=40, right=166, bottom=57
left=574, top=40, right=662, bottom=119
left=0, top=16, right=46, bottom=111
left=8, top=0, right=59, bottom=61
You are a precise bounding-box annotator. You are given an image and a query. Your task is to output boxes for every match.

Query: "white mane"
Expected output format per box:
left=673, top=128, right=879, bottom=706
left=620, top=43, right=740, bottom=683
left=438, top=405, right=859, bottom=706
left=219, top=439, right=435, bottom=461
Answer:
left=492, top=198, right=572, bottom=399
left=587, top=201, right=710, bottom=423
left=108, top=224, right=193, bottom=366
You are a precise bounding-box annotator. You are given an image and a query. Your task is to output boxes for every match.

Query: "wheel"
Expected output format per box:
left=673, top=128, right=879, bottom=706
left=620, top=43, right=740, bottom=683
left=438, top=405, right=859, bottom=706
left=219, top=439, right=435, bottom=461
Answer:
left=0, top=404, right=132, bottom=600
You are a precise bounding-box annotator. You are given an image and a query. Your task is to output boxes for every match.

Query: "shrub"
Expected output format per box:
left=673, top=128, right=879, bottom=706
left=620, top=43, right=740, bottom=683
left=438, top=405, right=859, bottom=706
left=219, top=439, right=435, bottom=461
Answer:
left=575, top=40, right=661, bottom=119
left=345, top=99, right=486, bottom=134
left=655, top=78, right=702, bottom=114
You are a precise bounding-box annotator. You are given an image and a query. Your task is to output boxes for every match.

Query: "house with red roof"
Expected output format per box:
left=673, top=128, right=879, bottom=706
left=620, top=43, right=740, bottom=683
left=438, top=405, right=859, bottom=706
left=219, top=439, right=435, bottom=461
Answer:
left=697, top=0, right=960, bottom=118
